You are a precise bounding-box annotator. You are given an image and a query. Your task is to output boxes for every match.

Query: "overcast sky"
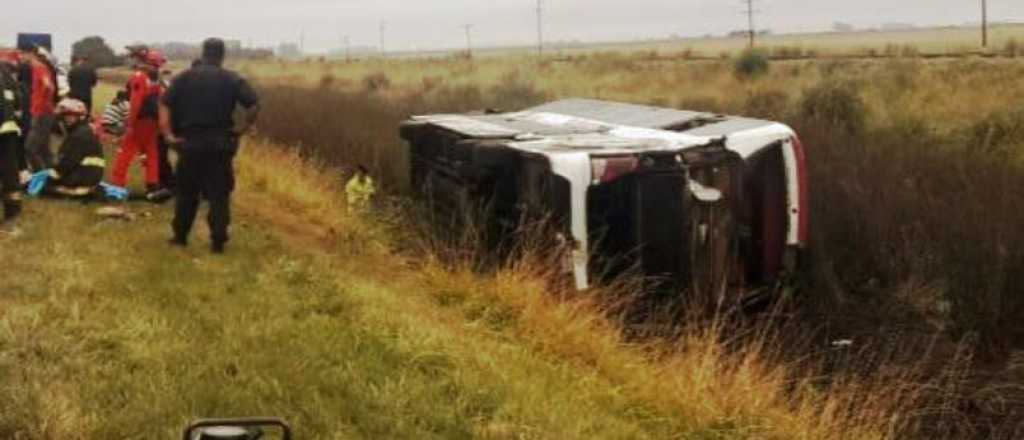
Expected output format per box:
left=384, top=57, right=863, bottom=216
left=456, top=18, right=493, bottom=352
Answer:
left=5, top=1, right=1024, bottom=58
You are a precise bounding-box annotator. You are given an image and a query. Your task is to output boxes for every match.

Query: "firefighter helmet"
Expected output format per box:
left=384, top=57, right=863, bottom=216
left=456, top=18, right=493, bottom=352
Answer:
left=0, top=49, right=21, bottom=65
left=55, top=98, right=88, bottom=116
left=141, top=50, right=167, bottom=68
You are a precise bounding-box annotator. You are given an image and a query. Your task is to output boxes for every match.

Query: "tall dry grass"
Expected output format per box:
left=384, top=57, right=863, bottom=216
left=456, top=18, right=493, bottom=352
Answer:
left=253, top=72, right=549, bottom=188
left=245, top=54, right=1024, bottom=437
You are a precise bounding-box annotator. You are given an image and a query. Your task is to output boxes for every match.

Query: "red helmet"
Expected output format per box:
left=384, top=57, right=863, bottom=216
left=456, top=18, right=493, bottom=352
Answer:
left=0, top=49, right=21, bottom=65
left=135, top=50, right=166, bottom=68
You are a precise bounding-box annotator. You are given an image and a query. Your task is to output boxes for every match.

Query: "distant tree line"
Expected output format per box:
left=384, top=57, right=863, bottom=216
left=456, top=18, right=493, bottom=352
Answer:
left=70, top=36, right=274, bottom=66
left=71, top=36, right=124, bottom=67
left=727, top=29, right=772, bottom=38
left=148, top=41, right=274, bottom=61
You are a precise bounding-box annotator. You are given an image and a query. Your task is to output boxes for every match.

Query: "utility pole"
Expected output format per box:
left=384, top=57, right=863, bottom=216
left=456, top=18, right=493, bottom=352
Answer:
left=981, top=0, right=989, bottom=48
left=379, top=21, right=386, bottom=57
left=462, top=24, right=474, bottom=58
left=744, top=0, right=756, bottom=49
left=536, top=0, right=544, bottom=57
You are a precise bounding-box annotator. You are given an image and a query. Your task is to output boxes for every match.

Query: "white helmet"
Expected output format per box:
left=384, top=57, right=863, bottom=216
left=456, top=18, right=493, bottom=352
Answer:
left=55, top=98, right=87, bottom=116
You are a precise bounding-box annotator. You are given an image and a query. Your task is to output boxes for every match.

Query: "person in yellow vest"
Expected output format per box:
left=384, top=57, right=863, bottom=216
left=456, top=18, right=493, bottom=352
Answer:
left=345, top=164, right=375, bottom=213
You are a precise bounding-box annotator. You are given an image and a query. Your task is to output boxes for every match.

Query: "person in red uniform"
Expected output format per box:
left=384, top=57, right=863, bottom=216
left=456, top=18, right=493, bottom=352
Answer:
left=23, top=47, right=56, bottom=171
left=110, top=49, right=171, bottom=202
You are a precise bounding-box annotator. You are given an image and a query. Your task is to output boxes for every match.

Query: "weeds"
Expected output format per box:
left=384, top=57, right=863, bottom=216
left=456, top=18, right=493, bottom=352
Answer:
left=743, top=88, right=791, bottom=119
left=238, top=53, right=1024, bottom=438
left=734, top=50, right=770, bottom=79
left=798, top=79, right=866, bottom=136
left=487, top=71, right=550, bottom=112
left=361, top=72, right=391, bottom=92
left=965, top=108, right=1024, bottom=156
left=1006, top=39, right=1022, bottom=58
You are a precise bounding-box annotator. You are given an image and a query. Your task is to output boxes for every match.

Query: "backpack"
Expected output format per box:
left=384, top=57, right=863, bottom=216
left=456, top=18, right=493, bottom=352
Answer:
left=138, top=92, right=159, bottom=120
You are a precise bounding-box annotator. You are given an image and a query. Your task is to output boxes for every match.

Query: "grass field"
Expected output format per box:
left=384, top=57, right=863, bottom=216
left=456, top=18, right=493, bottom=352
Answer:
left=9, top=31, right=1024, bottom=438
left=555, top=24, right=1024, bottom=58
left=236, top=47, right=1024, bottom=438
left=0, top=136, right=926, bottom=439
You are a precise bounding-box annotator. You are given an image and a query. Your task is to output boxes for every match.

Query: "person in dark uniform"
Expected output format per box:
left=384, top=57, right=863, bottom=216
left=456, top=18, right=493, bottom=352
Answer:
left=67, top=55, right=98, bottom=115
left=160, top=38, right=259, bottom=254
left=39, top=98, right=105, bottom=197
left=15, top=52, right=32, bottom=176
left=0, top=50, right=25, bottom=230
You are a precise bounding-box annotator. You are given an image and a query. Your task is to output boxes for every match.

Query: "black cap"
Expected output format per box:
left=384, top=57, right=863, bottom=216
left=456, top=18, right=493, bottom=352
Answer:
left=202, top=38, right=226, bottom=61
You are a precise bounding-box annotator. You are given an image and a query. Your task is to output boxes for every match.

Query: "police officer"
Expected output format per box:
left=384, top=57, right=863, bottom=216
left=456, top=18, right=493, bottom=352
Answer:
left=160, top=38, right=259, bottom=254
left=67, top=55, right=98, bottom=115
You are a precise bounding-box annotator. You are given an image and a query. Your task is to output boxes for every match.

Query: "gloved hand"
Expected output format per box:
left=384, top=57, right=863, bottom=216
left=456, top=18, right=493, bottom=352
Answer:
left=26, top=170, right=51, bottom=197
left=98, top=182, right=130, bottom=201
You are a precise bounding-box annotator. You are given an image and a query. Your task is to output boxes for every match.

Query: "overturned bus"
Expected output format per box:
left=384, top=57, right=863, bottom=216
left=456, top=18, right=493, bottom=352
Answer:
left=400, top=99, right=807, bottom=296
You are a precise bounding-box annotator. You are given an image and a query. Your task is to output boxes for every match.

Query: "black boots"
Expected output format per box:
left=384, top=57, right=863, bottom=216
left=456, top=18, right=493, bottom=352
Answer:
left=172, top=238, right=226, bottom=255
left=1, top=195, right=22, bottom=236
left=2, top=196, right=21, bottom=222
left=145, top=184, right=174, bottom=204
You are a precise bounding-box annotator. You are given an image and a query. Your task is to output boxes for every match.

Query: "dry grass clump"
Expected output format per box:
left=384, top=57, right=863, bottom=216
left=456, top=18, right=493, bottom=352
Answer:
left=1006, top=39, right=1023, bottom=57
left=361, top=71, right=392, bottom=92
left=734, top=50, right=771, bottom=79
left=798, top=114, right=1024, bottom=356
left=409, top=219, right=933, bottom=439
left=797, top=79, right=867, bottom=136
left=253, top=75, right=549, bottom=188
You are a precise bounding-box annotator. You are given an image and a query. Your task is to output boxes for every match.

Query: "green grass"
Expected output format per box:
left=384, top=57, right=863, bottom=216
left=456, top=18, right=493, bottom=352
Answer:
left=0, top=143, right=687, bottom=439
left=9, top=53, right=1010, bottom=437
left=0, top=136, right=922, bottom=439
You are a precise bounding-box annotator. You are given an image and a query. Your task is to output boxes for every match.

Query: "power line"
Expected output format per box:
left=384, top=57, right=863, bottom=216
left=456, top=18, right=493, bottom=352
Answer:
left=742, top=0, right=757, bottom=48
left=982, top=0, right=989, bottom=47
left=536, top=0, right=544, bottom=57
left=462, top=24, right=474, bottom=58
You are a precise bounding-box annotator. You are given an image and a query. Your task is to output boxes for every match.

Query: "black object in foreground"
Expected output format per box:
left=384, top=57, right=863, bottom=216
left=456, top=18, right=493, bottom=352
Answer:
left=183, top=417, right=291, bottom=440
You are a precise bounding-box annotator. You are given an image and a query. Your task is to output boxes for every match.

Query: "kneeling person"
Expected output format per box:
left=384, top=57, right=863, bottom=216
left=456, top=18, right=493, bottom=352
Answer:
left=43, top=99, right=104, bottom=197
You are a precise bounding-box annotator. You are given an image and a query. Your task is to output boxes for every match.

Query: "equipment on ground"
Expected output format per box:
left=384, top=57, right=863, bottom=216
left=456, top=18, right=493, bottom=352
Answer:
left=98, top=182, right=129, bottom=201
left=26, top=171, right=50, bottom=196
left=183, top=417, right=291, bottom=440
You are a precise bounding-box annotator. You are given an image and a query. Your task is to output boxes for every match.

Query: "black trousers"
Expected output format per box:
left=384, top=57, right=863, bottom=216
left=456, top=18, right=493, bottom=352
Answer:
left=172, top=148, right=235, bottom=245
left=1, top=134, right=19, bottom=192
left=1, top=133, right=21, bottom=221
left=157, top=137, right=176, bottom=189
left=25, top=114, right=55, bottom=171
left=16, top=116, right=30, bottom=171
